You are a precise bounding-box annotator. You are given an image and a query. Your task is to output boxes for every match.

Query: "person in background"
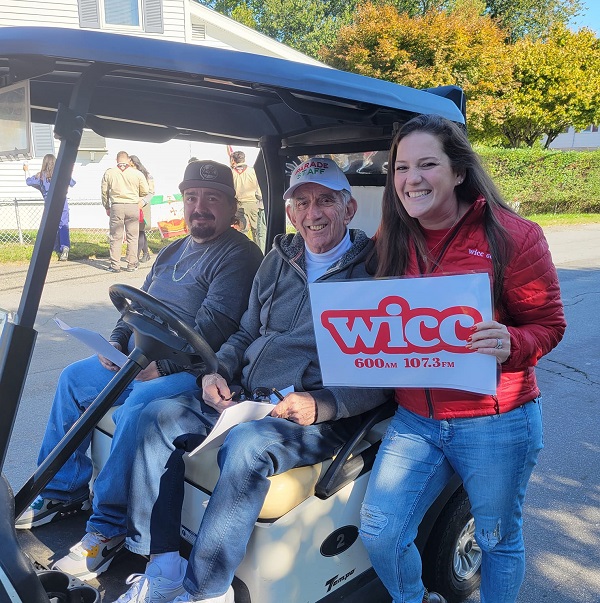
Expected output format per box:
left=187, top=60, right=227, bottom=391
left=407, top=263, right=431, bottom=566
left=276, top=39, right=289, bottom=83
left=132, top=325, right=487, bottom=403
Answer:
left=229, top=150, right=266, bottom=251
left=17, top=161, right=263, bottom=587
left=24, top=154, right=75, bottom=261
left=101, top=151, right=149, bottom=273
left=359, top=114, right=566, bottom=603
left=129, top=155, right=155, bottom=263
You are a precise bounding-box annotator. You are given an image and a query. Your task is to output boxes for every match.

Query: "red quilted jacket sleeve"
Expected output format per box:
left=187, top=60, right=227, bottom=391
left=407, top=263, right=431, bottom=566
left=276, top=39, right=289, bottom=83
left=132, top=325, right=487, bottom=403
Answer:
left=499, top=219, right=566, bottom=370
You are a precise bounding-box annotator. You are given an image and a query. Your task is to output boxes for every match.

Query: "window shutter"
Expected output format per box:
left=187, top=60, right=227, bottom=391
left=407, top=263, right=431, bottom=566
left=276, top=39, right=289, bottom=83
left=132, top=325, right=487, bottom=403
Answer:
left=78, top=0, right=101, bottom=29
left=144, top=0, right=164, bottom=34
left=31, top=124, right=55, bottom=158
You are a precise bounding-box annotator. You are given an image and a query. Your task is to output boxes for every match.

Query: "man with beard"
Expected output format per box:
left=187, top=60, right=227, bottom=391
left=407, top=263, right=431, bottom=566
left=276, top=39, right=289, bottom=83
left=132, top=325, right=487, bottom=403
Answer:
left=17, top=161, right=263, bottom=580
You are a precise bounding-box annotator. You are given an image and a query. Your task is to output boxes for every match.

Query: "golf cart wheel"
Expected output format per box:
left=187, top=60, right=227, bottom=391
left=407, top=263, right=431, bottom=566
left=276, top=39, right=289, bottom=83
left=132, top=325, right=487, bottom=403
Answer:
left=422, top=487, right=481, bottom=602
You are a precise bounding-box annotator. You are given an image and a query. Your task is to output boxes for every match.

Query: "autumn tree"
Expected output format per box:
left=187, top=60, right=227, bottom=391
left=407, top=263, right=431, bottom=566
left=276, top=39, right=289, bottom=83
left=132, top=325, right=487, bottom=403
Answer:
left=495, top=24, right=600, bottom=147
left=373, top=0, right=584, bottom=40
left=321, top=3, right=514, bottom=142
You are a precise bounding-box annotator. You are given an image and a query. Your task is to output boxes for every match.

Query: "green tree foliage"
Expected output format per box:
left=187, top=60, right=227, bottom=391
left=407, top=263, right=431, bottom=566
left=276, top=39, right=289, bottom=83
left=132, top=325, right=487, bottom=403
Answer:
left=495, top=24, right=600, bottom=147
left=197, top=0, right=357, bottom=57
left=485, top=0, right=583, bottom=41
left=321, top=3, right=514, bottom=142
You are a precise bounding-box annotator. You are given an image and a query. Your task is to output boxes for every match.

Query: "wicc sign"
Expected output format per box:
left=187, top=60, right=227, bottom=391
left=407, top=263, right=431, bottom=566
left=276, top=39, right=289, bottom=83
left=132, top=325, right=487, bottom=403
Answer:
left=309, top=273, right=496, bottom=395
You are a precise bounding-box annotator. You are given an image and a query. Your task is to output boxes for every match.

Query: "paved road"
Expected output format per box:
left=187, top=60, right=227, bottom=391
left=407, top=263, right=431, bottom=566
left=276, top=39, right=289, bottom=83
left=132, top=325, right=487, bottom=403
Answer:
left=1, top=225, right=599, bottom=603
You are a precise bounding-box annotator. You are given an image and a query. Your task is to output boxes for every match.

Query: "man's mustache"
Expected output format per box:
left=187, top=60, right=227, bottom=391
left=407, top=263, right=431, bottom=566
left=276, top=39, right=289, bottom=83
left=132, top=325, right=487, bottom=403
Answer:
left=190, top=212, right=214, bottom=221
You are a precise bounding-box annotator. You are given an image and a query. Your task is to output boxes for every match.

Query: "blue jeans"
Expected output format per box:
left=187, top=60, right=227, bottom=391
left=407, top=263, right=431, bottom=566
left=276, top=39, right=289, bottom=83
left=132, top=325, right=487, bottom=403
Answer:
left=359, top=400, right=543, bottom=603
left=38, top=354, right=196, bottom=536
left=126, top=394, right=359, bottom=600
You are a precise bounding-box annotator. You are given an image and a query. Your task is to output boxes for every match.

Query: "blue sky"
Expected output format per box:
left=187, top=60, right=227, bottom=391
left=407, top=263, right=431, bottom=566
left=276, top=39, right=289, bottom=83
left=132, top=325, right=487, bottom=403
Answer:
left=571, top=3, right=600, bottom=34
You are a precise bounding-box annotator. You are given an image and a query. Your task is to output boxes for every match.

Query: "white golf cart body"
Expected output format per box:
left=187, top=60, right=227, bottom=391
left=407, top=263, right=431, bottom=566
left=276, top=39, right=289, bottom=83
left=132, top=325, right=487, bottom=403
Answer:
left=0, top=26, right=479, bottom=603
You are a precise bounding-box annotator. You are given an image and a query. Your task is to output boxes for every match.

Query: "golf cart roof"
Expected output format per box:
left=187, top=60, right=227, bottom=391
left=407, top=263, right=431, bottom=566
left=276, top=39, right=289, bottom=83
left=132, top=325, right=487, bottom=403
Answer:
left=0, top=26, right=465, bottom=154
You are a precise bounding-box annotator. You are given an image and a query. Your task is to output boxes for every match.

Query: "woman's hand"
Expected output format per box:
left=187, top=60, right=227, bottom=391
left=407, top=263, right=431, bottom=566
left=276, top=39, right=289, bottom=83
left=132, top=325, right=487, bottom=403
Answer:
left=466, top=321, right=511, bottom=364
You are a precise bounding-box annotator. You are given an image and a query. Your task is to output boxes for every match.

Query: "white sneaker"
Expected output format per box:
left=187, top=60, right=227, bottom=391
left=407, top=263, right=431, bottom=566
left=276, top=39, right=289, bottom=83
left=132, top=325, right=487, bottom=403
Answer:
left=113, top=560, right=186, bottom=603
left=53, top=531, right=124, bottom=580
left=172, top=585, right=234, bottom=603
left=15, top=494, right=90, bottom=529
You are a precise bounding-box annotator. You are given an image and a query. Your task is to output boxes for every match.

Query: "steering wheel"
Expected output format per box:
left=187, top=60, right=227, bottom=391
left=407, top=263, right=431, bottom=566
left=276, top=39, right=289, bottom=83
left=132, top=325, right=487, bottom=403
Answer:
left=108, top=283, right=218, bottom=374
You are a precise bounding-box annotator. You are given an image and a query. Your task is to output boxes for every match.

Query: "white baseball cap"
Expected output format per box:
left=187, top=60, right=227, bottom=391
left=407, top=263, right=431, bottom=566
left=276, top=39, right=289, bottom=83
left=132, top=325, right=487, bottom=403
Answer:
left=283, top=157, right=350, bottom=200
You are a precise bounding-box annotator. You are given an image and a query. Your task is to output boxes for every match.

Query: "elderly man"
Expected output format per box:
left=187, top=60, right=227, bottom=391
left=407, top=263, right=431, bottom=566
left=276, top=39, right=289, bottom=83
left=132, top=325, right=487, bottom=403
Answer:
left=17, top=161, right=263, bottom=580
left=101, top=151, right=150, bottom=272
left=110, top=158, right=390, bottom=603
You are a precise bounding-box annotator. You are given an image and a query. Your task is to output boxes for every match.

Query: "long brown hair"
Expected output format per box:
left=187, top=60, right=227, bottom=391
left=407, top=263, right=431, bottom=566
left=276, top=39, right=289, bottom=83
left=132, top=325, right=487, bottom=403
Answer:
left=38, top=154, right=56, bottom=180
left=374, top=114, right=515, bottom=304
left=129, top=155, right=150, bottom=182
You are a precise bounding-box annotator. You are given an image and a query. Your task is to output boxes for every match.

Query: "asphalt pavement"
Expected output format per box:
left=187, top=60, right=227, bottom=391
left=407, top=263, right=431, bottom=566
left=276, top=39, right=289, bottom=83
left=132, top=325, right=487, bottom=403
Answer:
left=0, top=225, right=599, bottom=603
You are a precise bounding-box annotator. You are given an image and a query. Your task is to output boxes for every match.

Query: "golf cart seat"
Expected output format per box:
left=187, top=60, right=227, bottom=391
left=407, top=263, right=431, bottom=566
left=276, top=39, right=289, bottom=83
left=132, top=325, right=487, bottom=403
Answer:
left=93, top=402, right=393, bottom=521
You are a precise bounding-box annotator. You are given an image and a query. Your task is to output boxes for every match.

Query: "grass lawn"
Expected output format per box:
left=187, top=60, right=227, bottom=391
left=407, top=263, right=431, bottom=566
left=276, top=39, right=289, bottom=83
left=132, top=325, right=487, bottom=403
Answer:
left=0, top=230, right=173, bottom=264
left=0, top=214, right=599, bottom=264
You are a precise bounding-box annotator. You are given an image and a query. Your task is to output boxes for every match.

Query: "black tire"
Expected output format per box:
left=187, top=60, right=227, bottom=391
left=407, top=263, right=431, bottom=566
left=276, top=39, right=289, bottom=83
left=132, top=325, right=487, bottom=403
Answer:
left=422, top=486, right=481, bottom=603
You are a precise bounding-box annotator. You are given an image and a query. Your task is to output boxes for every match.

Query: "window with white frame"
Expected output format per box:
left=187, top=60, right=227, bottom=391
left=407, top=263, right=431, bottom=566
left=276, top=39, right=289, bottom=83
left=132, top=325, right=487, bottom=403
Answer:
left=79, top=0, right=163, bottom=33
left=104, top=0, right=141, bottom=27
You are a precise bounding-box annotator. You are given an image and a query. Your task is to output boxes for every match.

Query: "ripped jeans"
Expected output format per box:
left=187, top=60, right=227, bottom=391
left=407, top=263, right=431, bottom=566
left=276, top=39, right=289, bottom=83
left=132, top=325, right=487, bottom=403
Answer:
left=360, top=400, right=543, bottom=603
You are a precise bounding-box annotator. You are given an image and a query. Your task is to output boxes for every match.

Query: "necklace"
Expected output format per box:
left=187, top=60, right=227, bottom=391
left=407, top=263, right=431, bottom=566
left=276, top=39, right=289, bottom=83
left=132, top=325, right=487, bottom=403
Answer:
left=424, top=206, right=463, bottom=260
left=172, top=238, right=211, bottom=282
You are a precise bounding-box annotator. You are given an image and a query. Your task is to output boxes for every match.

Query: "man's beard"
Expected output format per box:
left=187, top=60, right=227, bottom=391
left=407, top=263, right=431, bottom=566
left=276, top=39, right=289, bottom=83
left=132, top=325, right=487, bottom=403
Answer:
left=190, top=223, right=216, bottom=240
left=189, top=212, right=216, bottom=240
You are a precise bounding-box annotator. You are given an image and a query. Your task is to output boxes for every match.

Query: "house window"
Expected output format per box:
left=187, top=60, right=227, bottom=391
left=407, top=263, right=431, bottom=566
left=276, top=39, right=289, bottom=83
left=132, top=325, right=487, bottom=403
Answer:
left=79, top=0, right=163, bottom=33
left=583, top=124, right=599, bottom=132
left=104, top=0, right=141, bottom=27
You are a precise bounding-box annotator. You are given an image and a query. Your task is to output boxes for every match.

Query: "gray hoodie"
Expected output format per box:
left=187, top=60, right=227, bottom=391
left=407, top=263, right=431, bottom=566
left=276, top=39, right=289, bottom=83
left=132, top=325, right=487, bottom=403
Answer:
left=214, top=229, right=391, bottom=423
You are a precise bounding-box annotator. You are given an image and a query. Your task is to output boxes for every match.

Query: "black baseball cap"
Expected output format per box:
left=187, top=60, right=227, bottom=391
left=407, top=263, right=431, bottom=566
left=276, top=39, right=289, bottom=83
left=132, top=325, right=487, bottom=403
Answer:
left=179, top=160, right=236, bottom=198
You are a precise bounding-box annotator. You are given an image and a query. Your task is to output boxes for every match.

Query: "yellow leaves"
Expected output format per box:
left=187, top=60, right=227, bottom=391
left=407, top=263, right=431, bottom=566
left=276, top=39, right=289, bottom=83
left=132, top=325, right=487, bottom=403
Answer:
left=320, top=1, right=600, bottom=147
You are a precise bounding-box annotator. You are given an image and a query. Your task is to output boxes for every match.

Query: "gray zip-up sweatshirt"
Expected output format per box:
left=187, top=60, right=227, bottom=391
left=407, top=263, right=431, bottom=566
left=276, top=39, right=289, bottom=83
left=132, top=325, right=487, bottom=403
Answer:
left=214, top=229, right=391, bottom=423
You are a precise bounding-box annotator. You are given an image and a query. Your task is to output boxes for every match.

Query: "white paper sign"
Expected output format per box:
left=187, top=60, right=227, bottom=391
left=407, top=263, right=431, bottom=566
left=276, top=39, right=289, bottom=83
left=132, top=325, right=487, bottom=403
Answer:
left=54, top=318, right=129, bottom=367
left=188, top=401, right=274, bottom=456
left=309, top=273, right=496, bottom=395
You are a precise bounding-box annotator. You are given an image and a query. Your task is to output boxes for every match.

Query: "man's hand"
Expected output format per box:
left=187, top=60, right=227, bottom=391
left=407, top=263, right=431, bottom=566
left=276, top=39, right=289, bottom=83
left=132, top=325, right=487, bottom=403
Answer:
left=270, top=392, right=317, bottom=426
left=98, top=342, right=122, bottom=371
left=134, top=361, right=160, bottom=382
left=202, top=373, right=237, bottom=413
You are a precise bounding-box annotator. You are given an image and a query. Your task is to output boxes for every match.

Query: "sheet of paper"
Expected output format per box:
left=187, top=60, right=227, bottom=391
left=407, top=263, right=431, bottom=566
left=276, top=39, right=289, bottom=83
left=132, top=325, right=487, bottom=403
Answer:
left=54, top=317, right=129, bottom=367
left=188, top=400, right=275, bottom=456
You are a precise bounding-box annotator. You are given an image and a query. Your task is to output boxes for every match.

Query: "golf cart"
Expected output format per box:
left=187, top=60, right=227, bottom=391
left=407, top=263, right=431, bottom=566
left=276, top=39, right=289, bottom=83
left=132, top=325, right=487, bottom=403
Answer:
left=0, top=27, right=480, bottom=603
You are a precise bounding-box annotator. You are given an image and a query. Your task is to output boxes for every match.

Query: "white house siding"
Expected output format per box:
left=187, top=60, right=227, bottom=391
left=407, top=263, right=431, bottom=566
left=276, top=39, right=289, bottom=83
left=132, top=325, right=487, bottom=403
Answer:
left=161, top=0, right=186, bottom=41
left=549, top=127, right=600, bottom=150
left=0, top=0, right=186, bottom=41
left=0, top=1, right=80, bottom=27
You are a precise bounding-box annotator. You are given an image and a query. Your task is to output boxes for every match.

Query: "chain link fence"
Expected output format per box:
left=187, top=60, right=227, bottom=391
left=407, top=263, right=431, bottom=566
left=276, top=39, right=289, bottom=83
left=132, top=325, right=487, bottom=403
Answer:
left=0, top=198, right=163, bottom=245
